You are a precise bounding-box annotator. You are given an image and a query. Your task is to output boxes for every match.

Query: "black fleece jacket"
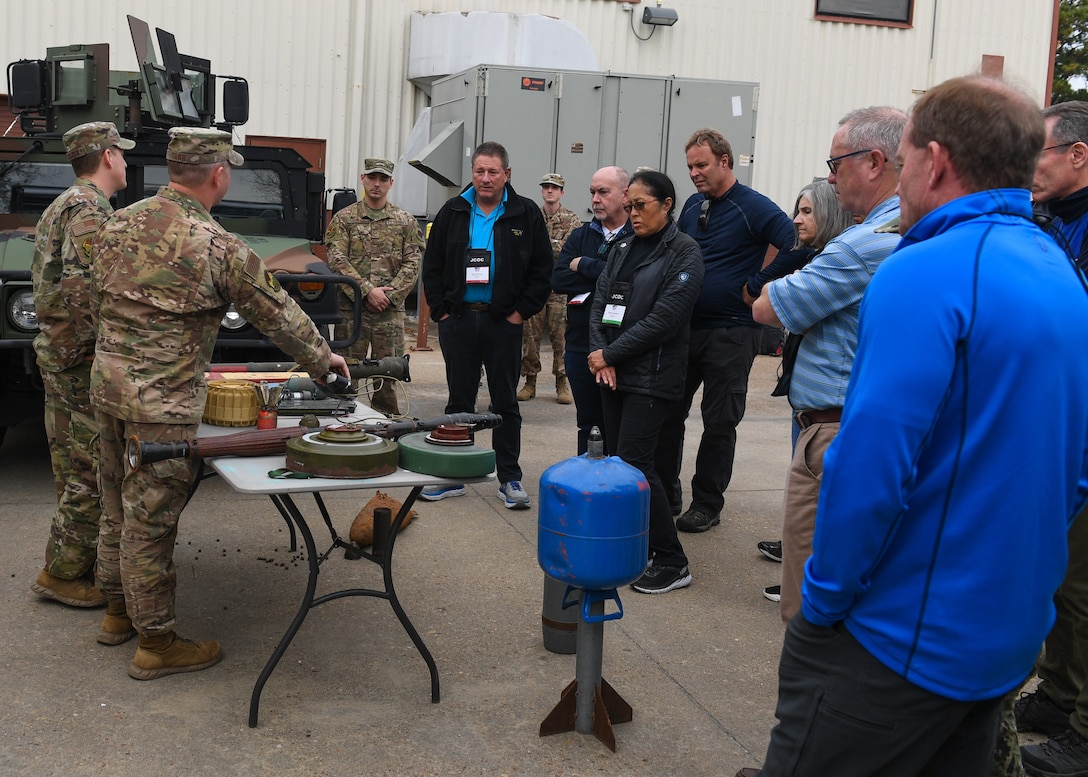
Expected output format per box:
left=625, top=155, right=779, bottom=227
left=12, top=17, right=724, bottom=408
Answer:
left=422, top=183, right=553, bottom=323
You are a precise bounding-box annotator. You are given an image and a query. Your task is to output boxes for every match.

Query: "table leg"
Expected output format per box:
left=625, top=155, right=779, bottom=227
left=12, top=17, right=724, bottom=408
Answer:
left=310, top=486, right=441, bottom=703
left=268, top=494, right=298, bottom=552
left=383, top=487, right=440, bottom=703
left=248, top=492, right=318, bottom=728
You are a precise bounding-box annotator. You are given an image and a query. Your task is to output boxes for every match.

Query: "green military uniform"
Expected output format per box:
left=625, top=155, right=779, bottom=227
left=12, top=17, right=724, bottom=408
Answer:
left=32, top=121, right=133, bottom=589
left=326, top=187, right=423, bottom=415
left=33, top=178, right=111, bottom=580
left=521, top=201, right=580, bottom=383
left=91, top=128, right=334, bottom=638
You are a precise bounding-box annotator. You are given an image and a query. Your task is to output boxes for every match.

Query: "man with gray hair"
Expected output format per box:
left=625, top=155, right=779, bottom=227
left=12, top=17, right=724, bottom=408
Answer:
left=754, top=105, right=905, bottom=625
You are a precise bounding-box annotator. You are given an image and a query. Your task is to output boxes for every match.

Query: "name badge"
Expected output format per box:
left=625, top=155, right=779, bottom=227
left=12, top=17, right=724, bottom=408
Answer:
left=465, top=249, right=491, bottom=284
left=602, top=283, right=630, bottom=327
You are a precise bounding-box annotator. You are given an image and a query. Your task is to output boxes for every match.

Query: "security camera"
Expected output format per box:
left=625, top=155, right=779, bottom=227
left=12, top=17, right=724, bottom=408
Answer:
left=642, top=6, right=678, bottom=26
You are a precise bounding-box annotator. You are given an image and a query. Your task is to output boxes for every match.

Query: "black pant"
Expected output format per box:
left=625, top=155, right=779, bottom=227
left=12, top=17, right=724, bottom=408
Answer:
left=656, top=326, right=760, bottom=517
left=600, top=388, right=687, bottom=569
left=437, top=311, right=523, bottom=484
left=564, top=347, right=606, bottom=456
left=760, top=615, right=1002, bottom=777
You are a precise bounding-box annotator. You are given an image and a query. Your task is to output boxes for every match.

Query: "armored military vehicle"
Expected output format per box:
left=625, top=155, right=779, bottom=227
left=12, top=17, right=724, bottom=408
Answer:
left=0, top=16, right=353, bottom=443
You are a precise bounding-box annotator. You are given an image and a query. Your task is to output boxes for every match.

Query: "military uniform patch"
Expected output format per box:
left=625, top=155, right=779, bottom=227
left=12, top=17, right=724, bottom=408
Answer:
left=264, top=271, right=282, bottom=293
left=81, top=236, right=94, bottom=259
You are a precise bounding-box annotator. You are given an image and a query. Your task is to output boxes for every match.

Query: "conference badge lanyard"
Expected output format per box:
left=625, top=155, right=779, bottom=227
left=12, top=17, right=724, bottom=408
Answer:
left=465, top=249, right=491, bottom=284
left=602, top=282, right=631, bottom=327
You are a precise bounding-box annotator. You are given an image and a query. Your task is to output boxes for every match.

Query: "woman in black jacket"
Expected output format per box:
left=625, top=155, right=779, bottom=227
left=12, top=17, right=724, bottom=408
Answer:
left=589, top=170, right=704, bottom=594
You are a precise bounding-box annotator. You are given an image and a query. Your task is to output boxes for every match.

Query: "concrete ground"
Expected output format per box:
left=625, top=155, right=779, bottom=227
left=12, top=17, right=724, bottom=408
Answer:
left=0, top=338, right=796, bottom=777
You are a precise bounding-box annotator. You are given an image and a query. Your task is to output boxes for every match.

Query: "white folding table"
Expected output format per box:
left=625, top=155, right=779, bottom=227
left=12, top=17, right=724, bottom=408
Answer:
left=204, top=442, right=495, bottom=727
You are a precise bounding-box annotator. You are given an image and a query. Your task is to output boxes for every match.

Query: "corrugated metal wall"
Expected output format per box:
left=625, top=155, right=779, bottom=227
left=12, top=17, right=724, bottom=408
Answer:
left=0, top=0, right=1057, bottom=211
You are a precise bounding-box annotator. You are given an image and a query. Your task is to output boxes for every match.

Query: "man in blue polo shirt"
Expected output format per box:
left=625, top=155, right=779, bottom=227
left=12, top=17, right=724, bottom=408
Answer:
left=420, top=141, right=553, bottom=509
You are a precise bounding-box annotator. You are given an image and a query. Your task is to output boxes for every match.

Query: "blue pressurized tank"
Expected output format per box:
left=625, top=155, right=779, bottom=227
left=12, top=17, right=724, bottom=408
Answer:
left=537, top=430, right=649, bottom=591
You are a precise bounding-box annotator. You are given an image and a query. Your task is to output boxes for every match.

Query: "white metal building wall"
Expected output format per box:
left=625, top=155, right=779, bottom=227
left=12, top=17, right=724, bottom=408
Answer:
left=0, top=0, right=1057, bottom=212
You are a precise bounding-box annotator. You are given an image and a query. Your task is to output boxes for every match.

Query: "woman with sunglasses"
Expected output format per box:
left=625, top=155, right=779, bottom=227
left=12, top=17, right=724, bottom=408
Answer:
left=588, top=170, right=704, bottom=594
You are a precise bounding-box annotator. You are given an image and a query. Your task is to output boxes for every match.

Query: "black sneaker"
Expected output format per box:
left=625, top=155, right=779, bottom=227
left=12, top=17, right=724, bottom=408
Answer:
left=758, top=540, right=783, bottom=562
left=1017, top=689, right=1073, bottom=738
left=631, top=565, right=692, bottom=594
left=676, top=508, right=720, bottom=533
left=1022, top=728, right=1088, bottom=776
left=762, top=584, right=781, bottom=602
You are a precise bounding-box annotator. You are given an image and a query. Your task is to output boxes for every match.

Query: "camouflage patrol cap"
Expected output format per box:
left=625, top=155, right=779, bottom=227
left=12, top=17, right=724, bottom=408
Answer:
left=540, top=172, right=565, bottom=188
left=63, top=121, right=135, bottom=161
left=166, top=127, right=244, bottom=167
left=363, top=158, right=394, bottom=176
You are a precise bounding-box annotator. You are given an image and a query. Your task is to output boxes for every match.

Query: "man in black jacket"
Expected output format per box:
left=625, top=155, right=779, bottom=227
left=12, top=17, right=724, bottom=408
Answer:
left=552, top=165, right=633, bottom=454
left=420, top=141, right=553, bottom=508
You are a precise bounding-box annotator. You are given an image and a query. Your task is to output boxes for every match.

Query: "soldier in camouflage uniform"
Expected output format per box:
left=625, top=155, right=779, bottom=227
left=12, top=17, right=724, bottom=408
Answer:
left=90, top=127, right=349, bottom=679
left=516, top=173, right=580, bottom=404
left=30, top=122, right=134, bottom=609
left=326, top=157, right=423, bottom=415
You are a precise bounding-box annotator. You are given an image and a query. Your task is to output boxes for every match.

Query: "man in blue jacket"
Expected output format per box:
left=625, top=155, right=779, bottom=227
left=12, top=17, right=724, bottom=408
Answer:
left=420, top=141, right=553, bottom=509
left=750, top=75, right=1088, bottom=777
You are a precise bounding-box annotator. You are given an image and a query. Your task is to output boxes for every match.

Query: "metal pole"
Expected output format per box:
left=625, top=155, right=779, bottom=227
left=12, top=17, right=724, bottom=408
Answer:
left=574, top=598, right=605, bottom=734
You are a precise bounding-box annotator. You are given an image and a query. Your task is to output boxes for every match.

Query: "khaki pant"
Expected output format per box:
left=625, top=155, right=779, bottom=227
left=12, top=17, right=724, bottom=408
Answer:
left=780, top=420, right=838, bottom=624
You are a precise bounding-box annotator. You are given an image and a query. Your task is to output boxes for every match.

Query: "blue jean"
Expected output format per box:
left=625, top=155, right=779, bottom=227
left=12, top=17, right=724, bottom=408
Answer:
left=437, top=311, right=523, bottom=483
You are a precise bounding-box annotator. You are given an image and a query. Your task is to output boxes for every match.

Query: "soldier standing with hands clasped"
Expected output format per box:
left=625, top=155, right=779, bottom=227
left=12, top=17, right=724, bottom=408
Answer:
left=517, top=172, right=580, bottom=404
left=326, top=157, right=423, bottom=416
left=91, top=127, right=348, bottom=679
left=30, top=121, right=133, bottom=609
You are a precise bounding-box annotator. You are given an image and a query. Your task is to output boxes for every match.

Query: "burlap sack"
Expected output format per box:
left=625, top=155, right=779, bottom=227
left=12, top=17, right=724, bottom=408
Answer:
left=349, top=490, right=417, bottom=547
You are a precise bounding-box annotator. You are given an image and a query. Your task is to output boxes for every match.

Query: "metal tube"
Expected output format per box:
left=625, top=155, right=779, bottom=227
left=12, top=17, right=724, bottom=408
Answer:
left=574, top=598, right=605, bottom=734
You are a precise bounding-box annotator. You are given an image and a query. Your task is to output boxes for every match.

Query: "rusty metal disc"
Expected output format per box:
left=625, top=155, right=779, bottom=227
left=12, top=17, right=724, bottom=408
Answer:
left=285, top=430, right=398, bottom=479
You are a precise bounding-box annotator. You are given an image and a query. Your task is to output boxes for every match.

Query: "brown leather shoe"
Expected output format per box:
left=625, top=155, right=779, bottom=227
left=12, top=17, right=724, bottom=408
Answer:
left=735, top=769, right=761, bottom=777
left=128, top=632, right=222, bottom=680
left=31, top=569, right=106, bottom=608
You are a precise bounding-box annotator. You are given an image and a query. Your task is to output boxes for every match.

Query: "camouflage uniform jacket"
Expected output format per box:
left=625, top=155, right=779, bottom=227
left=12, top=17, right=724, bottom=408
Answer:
left=90, top=186, right=332, bottom=424
left=542, top=205, right=582, bottom=258
left=31, top=179, right=112, bottom=373
left=325, top=201, right=423, bottom=309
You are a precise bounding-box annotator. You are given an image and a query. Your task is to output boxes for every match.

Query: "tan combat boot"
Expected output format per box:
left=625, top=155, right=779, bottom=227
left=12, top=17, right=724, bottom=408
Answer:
left=556, top=376, right=573, bottom=405
left=517, top=375, right=536, bottom=401
left=98, top=599, right=136, bottom=646
left=128, top=632, right=222, bottom=680
left=31, top=569, right=106, bottom=608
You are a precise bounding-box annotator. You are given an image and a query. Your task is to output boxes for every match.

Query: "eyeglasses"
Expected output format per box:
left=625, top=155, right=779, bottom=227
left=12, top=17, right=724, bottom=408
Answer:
left=698, top=199, right=710, bottom=230
left=826, top=148, right=874, bottom=174
left=629, top=199, right=659, bottom=212
left=1042, top=142, right=1078, bottom=153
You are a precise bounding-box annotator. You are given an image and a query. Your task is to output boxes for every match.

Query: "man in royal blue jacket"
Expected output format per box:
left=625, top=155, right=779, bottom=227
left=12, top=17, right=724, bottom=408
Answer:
left=749, top=75, right=1088, bottom=777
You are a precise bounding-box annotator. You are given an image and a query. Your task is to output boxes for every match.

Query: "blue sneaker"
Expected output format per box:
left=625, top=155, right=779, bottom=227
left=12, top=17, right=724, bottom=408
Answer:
left=419, top=484, right=465, bottom=501
left=498, top=481, right=530, bottom=510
